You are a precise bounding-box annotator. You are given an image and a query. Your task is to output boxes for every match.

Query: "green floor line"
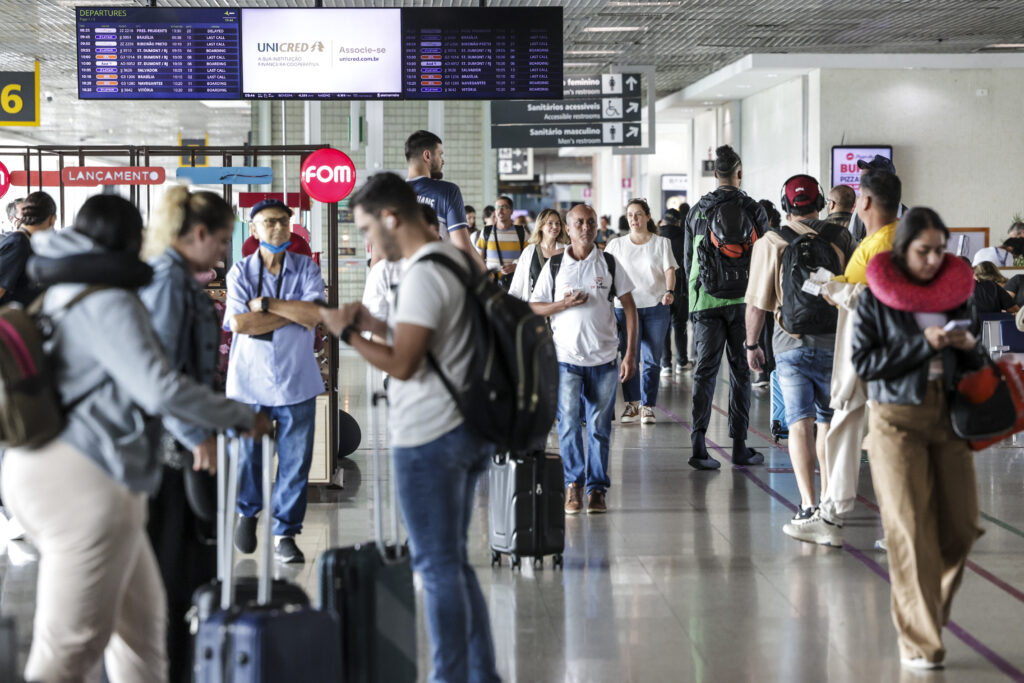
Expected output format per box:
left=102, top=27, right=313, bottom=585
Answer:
left=981, top=511, right=1024, bottom=541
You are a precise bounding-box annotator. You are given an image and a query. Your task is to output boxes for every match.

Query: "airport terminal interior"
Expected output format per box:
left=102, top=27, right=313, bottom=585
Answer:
left=1, top=1, right=1024, bottom=682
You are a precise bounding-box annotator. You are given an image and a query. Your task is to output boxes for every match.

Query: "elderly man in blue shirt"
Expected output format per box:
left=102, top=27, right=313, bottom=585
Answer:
left=224, top=199, right=326, bottom=564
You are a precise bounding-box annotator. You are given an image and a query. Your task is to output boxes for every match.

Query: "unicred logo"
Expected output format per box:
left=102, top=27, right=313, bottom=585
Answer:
left=301, top=148, right=356, bottom=203
left=0, top=160, right=9, bottom=200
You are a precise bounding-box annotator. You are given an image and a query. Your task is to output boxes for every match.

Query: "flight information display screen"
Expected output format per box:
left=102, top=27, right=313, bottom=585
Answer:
left=75, top=6, right=562, bottom=100
left=76, top=7, right=241, bottom=99
left=401, top=8, right=562, bottom=100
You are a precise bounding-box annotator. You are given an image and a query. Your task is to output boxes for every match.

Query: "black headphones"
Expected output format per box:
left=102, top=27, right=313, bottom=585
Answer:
left=780, top=174, right=825, bottom=215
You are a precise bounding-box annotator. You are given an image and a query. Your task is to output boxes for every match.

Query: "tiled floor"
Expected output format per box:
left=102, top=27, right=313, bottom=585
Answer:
left=3, top=353, right=1024, bottom=682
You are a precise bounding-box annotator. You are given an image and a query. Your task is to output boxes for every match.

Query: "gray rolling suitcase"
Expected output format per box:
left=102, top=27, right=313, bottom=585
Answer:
left=488, top=451, right=565, bottom=570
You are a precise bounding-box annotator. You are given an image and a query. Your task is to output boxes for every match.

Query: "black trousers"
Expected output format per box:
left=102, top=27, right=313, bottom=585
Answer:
left=662, top=277, right=689, bottom=366
left=690, top=305, right=751, bottom=439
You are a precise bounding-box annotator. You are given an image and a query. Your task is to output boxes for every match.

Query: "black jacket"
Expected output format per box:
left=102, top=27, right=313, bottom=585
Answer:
left=851, top=290, right=984, bottom=405
left=682, top=186, right=768, bottom=313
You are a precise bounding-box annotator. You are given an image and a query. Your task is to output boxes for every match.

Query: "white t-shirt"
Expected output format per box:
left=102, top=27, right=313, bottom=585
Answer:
left=361, top=258, right=405, bottom=323
left=531, top=246, right=635, bottom=366
left=603, top=234, right=677, bottom=309
left=972, top=246, right=1013, bottom=268
left=389, top=241, right=473, bottom=448
left=506, top=243, right=557, bottom=302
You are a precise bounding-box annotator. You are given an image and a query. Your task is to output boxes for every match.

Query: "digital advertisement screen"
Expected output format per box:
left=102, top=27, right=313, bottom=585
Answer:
left=240, top=9, right=402, bottom=99
left=76, top=6, right=563, bottom=101
left=401, top=7, right=562, bottom=100
left=77, top=7, right=241, bottom=99
left=831, top=145, right=893, bottom=192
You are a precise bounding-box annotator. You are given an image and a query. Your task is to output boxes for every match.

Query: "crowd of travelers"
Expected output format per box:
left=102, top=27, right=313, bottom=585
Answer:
left=0, top=130, right=1019, bottom=680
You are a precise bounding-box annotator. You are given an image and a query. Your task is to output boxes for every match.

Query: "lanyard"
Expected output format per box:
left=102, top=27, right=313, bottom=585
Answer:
left=257, top=254, right=286, bottom=301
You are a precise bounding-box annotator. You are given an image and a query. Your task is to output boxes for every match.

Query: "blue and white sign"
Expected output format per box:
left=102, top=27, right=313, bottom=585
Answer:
left=175, top=166, right=274, bottom=185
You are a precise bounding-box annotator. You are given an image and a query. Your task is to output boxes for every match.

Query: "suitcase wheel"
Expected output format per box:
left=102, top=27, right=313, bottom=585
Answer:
left=532, top=557, right=543, bottom=570
left=553, top=554, right=563, bottom=570
left=510, top=553, right=521, bottom=570
left=490, top=550, right=501, bottom=567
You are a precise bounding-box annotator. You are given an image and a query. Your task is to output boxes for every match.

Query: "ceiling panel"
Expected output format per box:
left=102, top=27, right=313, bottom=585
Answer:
left=0, top=0, right=1021, bottom=146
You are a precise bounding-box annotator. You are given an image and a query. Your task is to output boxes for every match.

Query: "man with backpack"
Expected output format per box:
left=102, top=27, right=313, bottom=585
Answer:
left=320, top=172, right=501, bottom=683
left=476, top=195, right=527, bottom=289
left=683, top=145, right=768, bottom=470
left=531, top=204, right=638, bottom=514
left=744, top=174, right=853, bottom=534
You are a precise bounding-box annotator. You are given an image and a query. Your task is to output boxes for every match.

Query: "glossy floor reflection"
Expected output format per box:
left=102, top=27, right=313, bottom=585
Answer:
left=2, top=352, right=1024, bottom=682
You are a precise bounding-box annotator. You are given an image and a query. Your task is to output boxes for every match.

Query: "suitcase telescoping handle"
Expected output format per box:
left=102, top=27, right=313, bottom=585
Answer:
left=215, top=429, right=277, bottom=611
left=371, top=388, right=402, bottom=561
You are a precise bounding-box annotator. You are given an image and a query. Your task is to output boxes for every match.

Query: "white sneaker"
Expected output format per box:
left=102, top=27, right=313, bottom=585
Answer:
left=901, top=657, right=943, bottom=671
left=675, top=361, right=693, bottom=373
left=641, top=406, right=656, bottom=424
left=875, top=537, right=888, bottom=552
left=782, top=509, right=843, bottom=547
left=620, top=403, right=640, bottom=424
left=660, top=366, right=672, bottom=378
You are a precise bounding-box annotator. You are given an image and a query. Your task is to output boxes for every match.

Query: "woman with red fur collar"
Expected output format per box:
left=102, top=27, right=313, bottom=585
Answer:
left=851, top=207, right=986, bottom=672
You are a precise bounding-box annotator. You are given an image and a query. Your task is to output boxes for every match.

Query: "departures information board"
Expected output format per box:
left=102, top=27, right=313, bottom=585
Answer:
left=401, top=8, right=562, bottom=100
left=77, top=8, right=240, bottom=99
left=75, top=6, right=562, bottom=100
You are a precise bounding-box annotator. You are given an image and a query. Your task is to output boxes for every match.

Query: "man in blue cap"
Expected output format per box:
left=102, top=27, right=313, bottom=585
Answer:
left=223, top=198, right=326, bottom=563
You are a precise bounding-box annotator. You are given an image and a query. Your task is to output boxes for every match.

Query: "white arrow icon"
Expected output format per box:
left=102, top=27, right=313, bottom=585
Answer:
left=626, top=126, right=640, bottom=138
left=625, top=75, right=639, bottom=91
left=626, top=101, right=639, bottom=114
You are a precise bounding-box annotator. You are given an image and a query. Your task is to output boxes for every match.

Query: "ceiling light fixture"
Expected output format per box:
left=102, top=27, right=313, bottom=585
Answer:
left=582, top=26, right=645, bottom=32
left=566, top=50, right=621, bottom=55
left=564, top=62, right=602, bottom=68
left=201, top=100, right=252, bottom=109
left=986, top=43, right=1024, bottom=48
left=607, top=1, right=680, bottom=6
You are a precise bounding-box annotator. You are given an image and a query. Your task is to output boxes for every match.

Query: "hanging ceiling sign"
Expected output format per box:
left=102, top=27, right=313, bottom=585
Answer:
left=175, top=166, right=274, bottom=185
left=0, top=62, right=40, bottom=127
left=62, top=166, right=166, bottom=187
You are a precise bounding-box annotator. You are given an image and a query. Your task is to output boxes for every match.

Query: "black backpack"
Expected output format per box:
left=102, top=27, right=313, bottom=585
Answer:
left=412, top=250, right=558, bottom=453
left=696, top=202, right=757, bottom=299
left=778, top=222, right=845, bottom=335
left=548, top=251, right=617, bottom=302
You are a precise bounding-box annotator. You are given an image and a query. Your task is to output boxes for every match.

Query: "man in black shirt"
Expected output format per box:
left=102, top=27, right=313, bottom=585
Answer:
left=0, top=192, right=56, bottom=306
left=659, top=207, right=690, bottom=374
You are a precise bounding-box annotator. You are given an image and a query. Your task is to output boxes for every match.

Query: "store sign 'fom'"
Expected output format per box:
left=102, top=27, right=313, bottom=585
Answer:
left=300, top=148, right=356, bottom=203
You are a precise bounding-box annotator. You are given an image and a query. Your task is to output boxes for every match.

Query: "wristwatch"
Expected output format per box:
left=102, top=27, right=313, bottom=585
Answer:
left=664, top=290, right=674, bottom=296
left=744, top=342, right=760, bottom=351
left=340, top=325, right=358, bottom=345
left=260, top=297, right=270, bottom=313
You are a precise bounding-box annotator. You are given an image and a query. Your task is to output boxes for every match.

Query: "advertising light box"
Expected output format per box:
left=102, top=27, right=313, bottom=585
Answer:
left=831, top=145, right=893, bottom=192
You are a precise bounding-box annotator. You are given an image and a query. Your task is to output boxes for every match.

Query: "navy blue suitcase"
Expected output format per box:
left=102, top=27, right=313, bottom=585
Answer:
left=770, top=370, right=789, bottom=442
left=193, top=434, right=341, bottom=682
left=317, top=389, right=417, bottom=683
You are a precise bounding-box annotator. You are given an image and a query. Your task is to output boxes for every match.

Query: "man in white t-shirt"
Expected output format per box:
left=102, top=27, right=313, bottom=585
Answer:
left=531, top=204, right=638, bottom=515
left=320, top=173, right=499, bottom=683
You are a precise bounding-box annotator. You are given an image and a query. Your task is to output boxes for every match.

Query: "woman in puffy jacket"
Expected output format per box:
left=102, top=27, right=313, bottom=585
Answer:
left=851, top=207, right=985, bottom=672
left=4, top=194, right=269, bottom=682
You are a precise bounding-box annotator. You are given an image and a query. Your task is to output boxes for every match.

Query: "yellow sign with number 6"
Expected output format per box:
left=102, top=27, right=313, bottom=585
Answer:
left=0, top=62, right=39, bottom=127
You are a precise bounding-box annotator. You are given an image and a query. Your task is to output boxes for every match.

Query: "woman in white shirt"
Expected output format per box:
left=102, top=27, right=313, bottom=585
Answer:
left=507, top=208, right=569, bottom=301
left=604, top=199, right=677, bottom=424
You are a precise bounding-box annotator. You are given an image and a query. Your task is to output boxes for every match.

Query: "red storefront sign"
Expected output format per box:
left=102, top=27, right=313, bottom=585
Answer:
left=300, top=148, right=356, bottom=203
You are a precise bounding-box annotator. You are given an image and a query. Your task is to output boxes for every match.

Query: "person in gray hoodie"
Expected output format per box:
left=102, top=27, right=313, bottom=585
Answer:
left=3, top=194, right=270, bottom=683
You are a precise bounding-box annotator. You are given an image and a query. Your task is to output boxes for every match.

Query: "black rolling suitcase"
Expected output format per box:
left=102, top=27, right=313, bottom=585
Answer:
left=192, top=433, right=341, bottom=682
left=488, top=451, right=565, bottom=570
left=317, top=390, right=417, bottom=683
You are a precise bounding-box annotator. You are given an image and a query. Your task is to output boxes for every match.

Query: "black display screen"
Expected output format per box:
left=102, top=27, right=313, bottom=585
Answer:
left=401, top=8, right=563, bottom=100
left=76, top=7, right=241, bottom=100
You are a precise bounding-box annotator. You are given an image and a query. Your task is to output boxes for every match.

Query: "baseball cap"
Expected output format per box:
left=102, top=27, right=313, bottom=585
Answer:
left=249, top=198, right=294, bottom=220
left=856, top=154, right=896, bottom=174
left=782, top=175, right=822, bottom=210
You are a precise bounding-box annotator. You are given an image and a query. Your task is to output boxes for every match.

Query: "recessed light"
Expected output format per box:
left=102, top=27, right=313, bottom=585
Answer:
left=582, top=26, right=644, bottom=32
left=715, top=93, right=724, bottom=97
left=566, top=50, right=621, bottom=56
left=735, top=84, right=752, bottom=89
left=987, top=43, right=1024, bottom=48
left=765, top=73, right=779, bottom=78
left=564, top=62, right=601, bottom=68
left=201, top=100, right=252, bottom=109
left=702, top=101, right=714, bottom=105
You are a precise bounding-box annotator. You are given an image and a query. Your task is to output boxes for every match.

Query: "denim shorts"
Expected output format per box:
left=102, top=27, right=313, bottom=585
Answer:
left=775, top=347, right=835, bottom=424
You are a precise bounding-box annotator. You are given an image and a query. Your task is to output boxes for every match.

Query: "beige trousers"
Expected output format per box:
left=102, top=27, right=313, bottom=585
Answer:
left=2, top=440, right=168, bottom=683
left=867, top=382, right=983, bottom=664
left=820, top=399, right=867, bottom=521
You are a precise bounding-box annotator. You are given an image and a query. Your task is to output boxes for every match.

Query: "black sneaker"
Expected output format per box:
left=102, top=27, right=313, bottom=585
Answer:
left=274, top=536, right=305, bottom=564
left=792, top=505, right=816, bottom=522
left=234, top=515, right=258, bottom=554
left=688, top=455, right=721, bottom=470
left=734, top=448, right=764, bottom=466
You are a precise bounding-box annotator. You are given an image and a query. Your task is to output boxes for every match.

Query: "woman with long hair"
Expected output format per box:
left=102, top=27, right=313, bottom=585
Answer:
left=507, top=208, right=569, bottom=301
left=604, top=198, right=677, bottom=424
left=851, top=207, right=985, bottom=671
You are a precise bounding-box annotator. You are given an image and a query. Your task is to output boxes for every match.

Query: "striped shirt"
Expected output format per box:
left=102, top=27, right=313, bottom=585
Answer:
left=476, top=225, right=527, bottom=269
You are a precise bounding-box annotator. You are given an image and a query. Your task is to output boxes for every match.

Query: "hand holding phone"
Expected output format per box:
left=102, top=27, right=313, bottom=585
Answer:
left=943, top=319, right=971, bottom=332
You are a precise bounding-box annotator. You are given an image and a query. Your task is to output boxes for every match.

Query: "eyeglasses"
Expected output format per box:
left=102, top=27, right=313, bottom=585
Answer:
left=255, top=217, right=290, bottom=227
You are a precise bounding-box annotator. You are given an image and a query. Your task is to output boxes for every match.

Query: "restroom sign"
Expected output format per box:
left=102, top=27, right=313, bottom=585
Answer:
left=300, top=148, right=356, bottom=203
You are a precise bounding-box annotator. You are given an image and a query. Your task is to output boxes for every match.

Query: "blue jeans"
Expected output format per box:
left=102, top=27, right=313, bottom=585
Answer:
left=557, top=361, right=618, bottom=494
left=393, top=424, right=499, bottom=683
left=236, top=397, right=316, bottom=537
left=616, top=305, right=671, bottom=406
left=776, top=347, right=835, bottom=424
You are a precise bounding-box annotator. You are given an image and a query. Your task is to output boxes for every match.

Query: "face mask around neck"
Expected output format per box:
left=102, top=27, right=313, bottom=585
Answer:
left=260, top=240, right=291, bottom=255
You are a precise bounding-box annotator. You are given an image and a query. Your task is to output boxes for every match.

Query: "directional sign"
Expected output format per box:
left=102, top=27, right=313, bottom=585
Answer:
left=0, top=62, right=39, bottom=127
left=491, top=98, right=641, bottom=125
left=176, top=166, right=274, bottom=185
left=498, top=148, right=533, bottom=181
left=62, top=166, right=166, bottom=187
left=491, top=123, right=642, bottom=149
